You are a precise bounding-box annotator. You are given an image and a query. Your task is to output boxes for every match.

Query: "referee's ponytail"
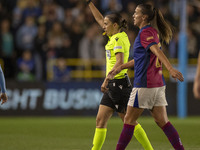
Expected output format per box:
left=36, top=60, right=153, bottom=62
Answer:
left=105, top=12, right=128, bottom=31
left=120, top=19, right=128, bottom=30
left=138, top=4, right=172, bottom=44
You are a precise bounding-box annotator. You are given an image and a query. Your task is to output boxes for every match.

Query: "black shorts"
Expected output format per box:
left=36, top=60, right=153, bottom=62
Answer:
left=100, top=78, right=132, bottom=113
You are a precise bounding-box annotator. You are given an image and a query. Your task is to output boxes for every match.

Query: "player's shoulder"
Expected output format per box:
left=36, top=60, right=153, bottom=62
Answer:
left=139, top=26, right=159, bottom=42
left=141, top=26, right=158, bottom=35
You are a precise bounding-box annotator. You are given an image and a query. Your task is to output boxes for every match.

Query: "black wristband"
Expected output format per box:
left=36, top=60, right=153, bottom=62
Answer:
left=86, top=0, right=92, bottom=4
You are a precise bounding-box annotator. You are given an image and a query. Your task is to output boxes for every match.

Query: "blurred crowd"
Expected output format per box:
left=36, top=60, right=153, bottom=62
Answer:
left=0, top=0, right=199, bottom=82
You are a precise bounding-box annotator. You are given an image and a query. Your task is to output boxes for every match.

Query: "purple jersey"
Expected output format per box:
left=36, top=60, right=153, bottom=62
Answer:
left=133, top=25, right=165, bottom=88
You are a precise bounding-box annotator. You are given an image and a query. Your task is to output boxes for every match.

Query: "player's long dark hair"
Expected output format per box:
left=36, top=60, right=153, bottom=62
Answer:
left=105, top=12, right=128, bottom=31
left=138, top=4, right=172, bottom=44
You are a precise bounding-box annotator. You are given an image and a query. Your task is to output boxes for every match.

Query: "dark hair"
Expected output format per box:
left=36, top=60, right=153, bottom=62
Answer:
left=138, top=4, right=172, bottom=44
left=105, top=12, right=128, bottom=30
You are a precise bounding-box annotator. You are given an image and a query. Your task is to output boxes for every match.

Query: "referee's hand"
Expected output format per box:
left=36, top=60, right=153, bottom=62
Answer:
left=101, top=78, right=109, bottom=93
left=0, top=93, right=8, bottom=105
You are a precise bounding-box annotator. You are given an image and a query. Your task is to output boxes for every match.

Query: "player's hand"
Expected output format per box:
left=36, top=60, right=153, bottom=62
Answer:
left=107, top=66, right=122, bottom=79
left=169, top=68, right=184, bottom=82
left=193, top=78, right=200, bottom=99
left=0, top=93, right=8, bottom=105
left=101, top=78, right=109, bottom=93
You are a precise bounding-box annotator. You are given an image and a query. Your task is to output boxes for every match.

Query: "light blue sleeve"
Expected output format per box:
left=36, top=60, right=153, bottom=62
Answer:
left=0, top=66, right=6, bottom=93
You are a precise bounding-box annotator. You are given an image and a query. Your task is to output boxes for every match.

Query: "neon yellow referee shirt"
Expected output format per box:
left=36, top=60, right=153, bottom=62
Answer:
left=105, top=31, right=130, bottom=79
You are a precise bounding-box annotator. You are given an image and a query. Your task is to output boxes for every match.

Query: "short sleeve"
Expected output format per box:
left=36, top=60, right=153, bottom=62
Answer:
left=113, top=37, right=124, bottom=54
left=140, top=29, right=158, bottom=50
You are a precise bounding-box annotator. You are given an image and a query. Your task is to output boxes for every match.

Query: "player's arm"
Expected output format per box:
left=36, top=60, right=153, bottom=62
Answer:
left=0, top=66, right=8, bottom=105
left=150, top=44, right=184, bottom=82
left=107, top=59, right=134, bottom=80
left=193, top=52, right=200, bottom=99
left=119, top=59, right=135, bottom=70
left=86, top=0, right=104, bottom=28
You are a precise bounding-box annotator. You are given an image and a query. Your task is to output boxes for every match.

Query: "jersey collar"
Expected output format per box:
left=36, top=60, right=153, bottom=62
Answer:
left=141, top=25, right=151, bottom=30
left=139, top=25, right=151, bottom=33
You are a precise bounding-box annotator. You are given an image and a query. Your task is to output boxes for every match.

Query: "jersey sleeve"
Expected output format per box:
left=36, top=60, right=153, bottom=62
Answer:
left=113, top=37, right=124, bottom=54
left=140, top=29, right=158, bottom=50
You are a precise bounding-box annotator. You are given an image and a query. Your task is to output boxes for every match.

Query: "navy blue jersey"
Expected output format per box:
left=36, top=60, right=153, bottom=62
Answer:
left=133, top=25, right=165, bottom=88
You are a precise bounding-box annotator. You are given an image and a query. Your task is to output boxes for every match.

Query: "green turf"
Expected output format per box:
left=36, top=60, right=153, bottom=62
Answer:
left=0, top=116, right=200, bottom=150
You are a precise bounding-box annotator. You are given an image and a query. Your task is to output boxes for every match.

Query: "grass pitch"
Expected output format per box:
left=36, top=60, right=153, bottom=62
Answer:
left=0, top=116, right=200, bottom=150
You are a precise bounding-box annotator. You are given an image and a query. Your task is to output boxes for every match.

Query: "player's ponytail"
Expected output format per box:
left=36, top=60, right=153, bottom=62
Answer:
left=138, top=4, right=172, bottom=44
left=154, top=8, right=172, bottom=44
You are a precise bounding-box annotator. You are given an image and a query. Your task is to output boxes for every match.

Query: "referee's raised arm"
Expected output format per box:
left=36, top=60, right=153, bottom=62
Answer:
left=86, top=0, right=104, bottom=28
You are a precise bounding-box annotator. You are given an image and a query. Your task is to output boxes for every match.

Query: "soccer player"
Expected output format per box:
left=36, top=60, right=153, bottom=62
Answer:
left=0, top=65, right=8, bottom=105
left=106, top=4, right=185, bottom=150
left=193, top=51, right=200, bottom=99
left=85, top=0, right=153, bottom=150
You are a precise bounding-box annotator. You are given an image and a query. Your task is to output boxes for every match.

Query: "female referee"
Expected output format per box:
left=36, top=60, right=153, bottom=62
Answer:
left=85, top=0, right=153, bottom=150
left=107, top=4, right=185, bottom=150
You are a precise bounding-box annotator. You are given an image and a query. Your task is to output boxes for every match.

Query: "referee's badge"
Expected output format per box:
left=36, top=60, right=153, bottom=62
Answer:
left=106, top=50, right=111, bottom=59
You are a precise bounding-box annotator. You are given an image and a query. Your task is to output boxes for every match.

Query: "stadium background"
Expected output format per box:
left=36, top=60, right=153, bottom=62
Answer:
left=0, top=0, right=200, bottom=149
